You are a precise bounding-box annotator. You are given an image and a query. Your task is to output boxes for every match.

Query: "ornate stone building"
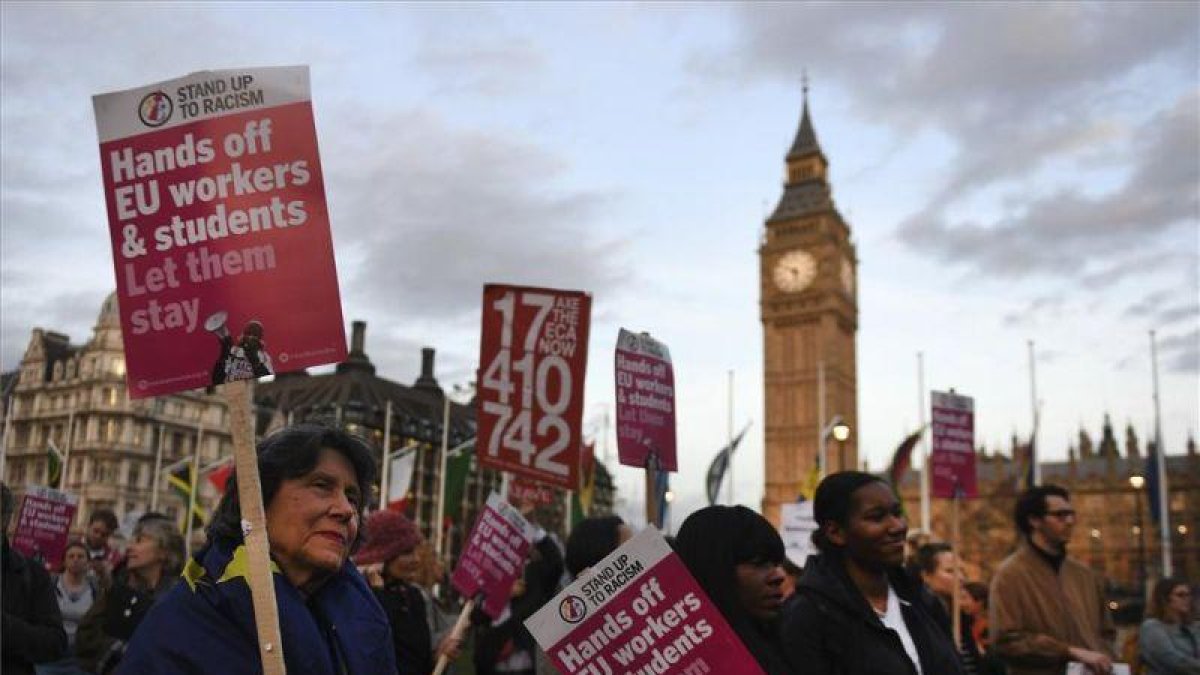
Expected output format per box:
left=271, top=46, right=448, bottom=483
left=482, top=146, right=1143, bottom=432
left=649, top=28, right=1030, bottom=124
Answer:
left=897, top=415, right=1200, bottom=591
left=1, top=299, right=616, bottom=555
left=760, top=89, right=859, bottom=526
left=1, top=293, right=232, bottom=531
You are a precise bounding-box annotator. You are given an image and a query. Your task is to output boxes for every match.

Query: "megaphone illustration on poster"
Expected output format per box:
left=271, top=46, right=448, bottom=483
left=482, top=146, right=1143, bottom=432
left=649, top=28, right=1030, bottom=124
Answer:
left=204, top=311, right=229, bottom=340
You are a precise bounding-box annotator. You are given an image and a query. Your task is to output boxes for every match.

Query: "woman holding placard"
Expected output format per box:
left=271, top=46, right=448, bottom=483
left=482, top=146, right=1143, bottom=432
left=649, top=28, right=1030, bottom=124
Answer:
left=675, top=505, right=794, bottom=675
left=781, top=471, right=964, bottom=675
left=117, top=424, right=397, bottom=674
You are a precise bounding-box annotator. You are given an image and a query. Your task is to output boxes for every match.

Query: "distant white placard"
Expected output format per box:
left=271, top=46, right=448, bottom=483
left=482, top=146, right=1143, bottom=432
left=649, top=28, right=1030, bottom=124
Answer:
left=780, top=501, right=817, bottom=566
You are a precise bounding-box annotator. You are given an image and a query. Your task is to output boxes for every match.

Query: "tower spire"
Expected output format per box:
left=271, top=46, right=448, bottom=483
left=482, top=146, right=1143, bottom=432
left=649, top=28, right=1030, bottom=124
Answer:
left=788, top=70, right=824, bottom=162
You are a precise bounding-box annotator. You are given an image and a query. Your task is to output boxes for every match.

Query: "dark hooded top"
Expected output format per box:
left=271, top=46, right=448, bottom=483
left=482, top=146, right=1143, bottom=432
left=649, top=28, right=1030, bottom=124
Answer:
left=674, top=506, right=794, bottom=675
left=781, top=551, right=965, bottom=675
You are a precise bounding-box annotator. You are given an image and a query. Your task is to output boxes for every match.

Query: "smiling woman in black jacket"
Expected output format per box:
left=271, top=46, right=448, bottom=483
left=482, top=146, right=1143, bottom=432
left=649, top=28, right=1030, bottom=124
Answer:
left=781, top=472, right=964, bottom=675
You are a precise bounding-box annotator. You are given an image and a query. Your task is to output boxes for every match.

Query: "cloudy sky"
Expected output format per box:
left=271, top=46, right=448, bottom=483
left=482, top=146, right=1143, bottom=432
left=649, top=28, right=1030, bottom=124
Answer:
left=3, top=2, right=1197, bottom=529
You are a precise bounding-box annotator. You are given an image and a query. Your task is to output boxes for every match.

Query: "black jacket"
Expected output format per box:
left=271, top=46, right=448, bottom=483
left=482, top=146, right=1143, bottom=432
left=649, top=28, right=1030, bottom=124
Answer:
left=1, top=538, right=68, bottom=675
left=781, top=552, right=965, bottom=675
left=473, top=535, right=563, bottom=675
left=375, top=580, right=434, bottom=675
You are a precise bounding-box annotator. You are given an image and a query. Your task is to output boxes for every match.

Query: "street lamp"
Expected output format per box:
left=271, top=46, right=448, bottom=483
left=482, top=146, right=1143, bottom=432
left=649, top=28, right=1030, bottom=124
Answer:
left=1129, top=474, right=1146, bottom=595
left=820, top=415, right=851, bottom=478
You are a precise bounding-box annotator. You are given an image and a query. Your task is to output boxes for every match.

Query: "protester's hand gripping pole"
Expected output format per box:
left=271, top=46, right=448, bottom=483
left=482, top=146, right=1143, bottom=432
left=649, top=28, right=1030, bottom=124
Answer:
left=226, top=379, right=287, bottom=674
left=432, top=594, right=479, bottom=675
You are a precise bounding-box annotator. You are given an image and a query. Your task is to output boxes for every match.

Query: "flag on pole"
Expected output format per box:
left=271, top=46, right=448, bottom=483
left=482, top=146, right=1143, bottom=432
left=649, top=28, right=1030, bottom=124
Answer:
left=386, top=446, right=418, bottom=508
left=167, top=463, right=206, bottom=528
left=705, top=424, right=750, bottom=505
left=442, top=440, right=475, bottom=522
left=206, top=458, right=235, bottom=494
left=799, top=460, right=821, bottom=502
left=578, top=441, right=597, bottom=513
left=887, top=427, right=925, bottom=488
left=1145, top=440, right=1162, bottom=525
left=47, top=440, right=64, bottom=489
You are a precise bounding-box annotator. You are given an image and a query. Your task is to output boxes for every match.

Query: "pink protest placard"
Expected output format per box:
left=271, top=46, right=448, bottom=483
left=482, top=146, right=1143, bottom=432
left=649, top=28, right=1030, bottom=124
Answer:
left=930, top=390, right=977, bottom=499
left=451, top=492, right=537, bottom=619
left=476, top=284, right=591, bottom=489
left=93, top=66, right=346, bottom=398
left=11, top=486, right=79, bottom=567
left=526, top=528, right=764, bottom=675
left=614, top=329, right=677, bottom=470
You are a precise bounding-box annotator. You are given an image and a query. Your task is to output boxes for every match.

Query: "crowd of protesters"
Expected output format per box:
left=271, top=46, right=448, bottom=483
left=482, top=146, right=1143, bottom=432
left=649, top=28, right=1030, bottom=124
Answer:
left=3, top=424, right=1196, bottom=674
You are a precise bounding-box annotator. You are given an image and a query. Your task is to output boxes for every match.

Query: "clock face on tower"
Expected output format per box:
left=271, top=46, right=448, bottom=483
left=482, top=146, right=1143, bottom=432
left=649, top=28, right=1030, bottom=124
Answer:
left=773, top=249, right=817, bottom=293
left=841, top=255, right=855, bottom=294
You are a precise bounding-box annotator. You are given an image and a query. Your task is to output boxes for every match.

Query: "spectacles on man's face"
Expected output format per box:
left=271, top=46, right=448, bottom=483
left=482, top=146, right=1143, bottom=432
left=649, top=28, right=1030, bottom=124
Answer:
left=1044, top=509, right=1076, bottom=520
left=1171, top=589, right=1192, bottom=598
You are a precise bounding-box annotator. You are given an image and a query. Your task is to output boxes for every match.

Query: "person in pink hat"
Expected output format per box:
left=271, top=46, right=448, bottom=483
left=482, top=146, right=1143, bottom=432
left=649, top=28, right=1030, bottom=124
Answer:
left=356, top=510, right=460, bottom=675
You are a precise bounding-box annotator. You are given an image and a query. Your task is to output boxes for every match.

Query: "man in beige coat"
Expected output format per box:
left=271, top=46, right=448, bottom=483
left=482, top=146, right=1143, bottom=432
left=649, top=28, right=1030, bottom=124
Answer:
left=990, top=485, right=1116, bottom=675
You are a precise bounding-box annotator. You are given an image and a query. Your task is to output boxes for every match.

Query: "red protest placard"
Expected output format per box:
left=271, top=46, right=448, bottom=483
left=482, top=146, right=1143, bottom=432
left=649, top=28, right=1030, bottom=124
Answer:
left=451, top=492, right=537, bottom=619
left=93, top=66, right=346, bottom=398
left=476, top=284, right=591, bottom=489
left=526, top=528, right=764, bottom=675
left=930, top=390, right=977, bottom=499
left=508, top=476, right=556, bottom=507
left=614, top=329, right=677, bottom=470
left=12, top=487, right=79, bottom=567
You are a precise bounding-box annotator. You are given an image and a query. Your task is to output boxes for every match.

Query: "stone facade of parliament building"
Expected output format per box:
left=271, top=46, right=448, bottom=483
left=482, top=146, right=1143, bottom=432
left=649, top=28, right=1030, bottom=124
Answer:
left=897, top=417, right=1199, bottom=590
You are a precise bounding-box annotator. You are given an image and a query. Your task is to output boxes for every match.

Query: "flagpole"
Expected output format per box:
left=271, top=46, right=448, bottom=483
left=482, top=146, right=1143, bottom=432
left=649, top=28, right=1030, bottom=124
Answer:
left=1028, top=340, right=1041, bottom=486
left=151, top=423, right=165, bottom=512
left=727, top=370, right=734, bottom=504
left=434, top=394, right=450, bottom=557
left=63, top=409, right=75, bottom=490
left=0, top=395, right=12, bottom=481
left=1150, top=330, right=1172, bottom=576
left=818, top=360, right=827, bottom=479
left=380, top=400, right=393, bottom=510
left=918, top=352, right=930, bottom=534
left=185, top=423, right=203, bottom=559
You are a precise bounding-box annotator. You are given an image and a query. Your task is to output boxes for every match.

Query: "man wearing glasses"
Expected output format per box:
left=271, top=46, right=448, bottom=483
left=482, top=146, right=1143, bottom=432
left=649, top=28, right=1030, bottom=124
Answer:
left=990, top=485, right=1117, bottom=675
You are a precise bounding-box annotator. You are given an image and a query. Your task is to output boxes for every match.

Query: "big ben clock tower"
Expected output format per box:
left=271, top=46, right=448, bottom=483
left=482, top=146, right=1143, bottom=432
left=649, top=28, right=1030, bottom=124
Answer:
left=760, top=86, right=858, bottom=527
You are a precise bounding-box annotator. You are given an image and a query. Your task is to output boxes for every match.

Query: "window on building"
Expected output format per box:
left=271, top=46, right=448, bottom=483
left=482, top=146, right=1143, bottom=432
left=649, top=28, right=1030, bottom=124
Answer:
left=10, top=460, right=25, bottom=484
left=112, top=357, right=125, bottom=376
left=103, top=419, right=119, bottom=443
left=106, top=388, right=118, bottom=406
left=127, top=461, right=141, bottom=488
left=98, top=461, right=116, bottom=483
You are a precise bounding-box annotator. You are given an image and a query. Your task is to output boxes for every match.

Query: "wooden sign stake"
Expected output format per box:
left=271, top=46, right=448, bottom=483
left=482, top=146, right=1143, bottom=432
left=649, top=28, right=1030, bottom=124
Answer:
left=225, top=379, right=287, bottom=674
left=432, top=596, right=477, bottom=675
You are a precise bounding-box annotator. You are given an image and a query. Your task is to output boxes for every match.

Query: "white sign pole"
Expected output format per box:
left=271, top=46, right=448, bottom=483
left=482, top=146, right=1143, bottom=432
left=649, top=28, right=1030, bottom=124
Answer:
left=379, top=400, right=392, bottom=508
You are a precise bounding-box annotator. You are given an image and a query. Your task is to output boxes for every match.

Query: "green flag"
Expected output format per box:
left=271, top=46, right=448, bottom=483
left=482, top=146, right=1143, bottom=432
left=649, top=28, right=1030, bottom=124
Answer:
left=46, top=443, right=63, bottom=489
left=443, top=441, right=474, bottom=523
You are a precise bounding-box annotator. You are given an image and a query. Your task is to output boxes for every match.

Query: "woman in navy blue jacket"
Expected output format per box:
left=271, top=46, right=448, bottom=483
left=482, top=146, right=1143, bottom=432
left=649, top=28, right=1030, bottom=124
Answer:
left=120, top=425, right=397, bottom=674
